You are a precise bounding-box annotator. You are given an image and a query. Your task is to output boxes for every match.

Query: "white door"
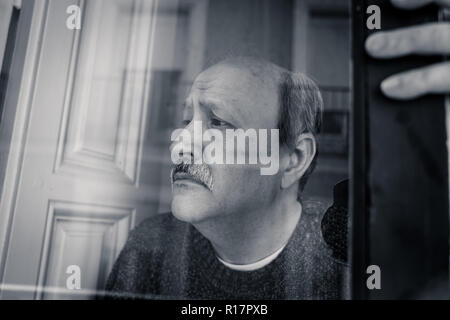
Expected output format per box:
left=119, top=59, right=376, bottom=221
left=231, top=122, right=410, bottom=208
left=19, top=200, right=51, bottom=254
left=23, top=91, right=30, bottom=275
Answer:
left=0, top=0, right=170, bottom=299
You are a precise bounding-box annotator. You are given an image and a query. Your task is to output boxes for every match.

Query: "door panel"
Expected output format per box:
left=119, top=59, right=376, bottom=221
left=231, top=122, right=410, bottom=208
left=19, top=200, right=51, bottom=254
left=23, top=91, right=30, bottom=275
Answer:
left=39, top=201, right=133, bottom=299
left=0, top=0, right=159, bottom=299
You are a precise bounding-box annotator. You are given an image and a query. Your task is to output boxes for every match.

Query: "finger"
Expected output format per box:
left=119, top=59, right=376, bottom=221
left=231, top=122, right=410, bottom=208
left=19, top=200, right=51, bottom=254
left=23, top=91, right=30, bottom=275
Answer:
left=391, top=0, right=450, bottom=9
left=365, top=23, right=450, bottom=58
left=380, top=61, right=450, bottom=99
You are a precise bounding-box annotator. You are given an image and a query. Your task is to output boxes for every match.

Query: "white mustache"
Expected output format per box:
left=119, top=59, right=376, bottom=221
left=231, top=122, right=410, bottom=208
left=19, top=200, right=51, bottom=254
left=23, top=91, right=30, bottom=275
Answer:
left=170, top=163, right=214, bottom=190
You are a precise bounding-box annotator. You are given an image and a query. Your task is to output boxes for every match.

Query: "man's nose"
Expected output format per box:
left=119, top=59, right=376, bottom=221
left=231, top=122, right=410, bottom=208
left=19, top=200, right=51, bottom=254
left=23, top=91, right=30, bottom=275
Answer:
left=171, top=120, right=205, bottom=164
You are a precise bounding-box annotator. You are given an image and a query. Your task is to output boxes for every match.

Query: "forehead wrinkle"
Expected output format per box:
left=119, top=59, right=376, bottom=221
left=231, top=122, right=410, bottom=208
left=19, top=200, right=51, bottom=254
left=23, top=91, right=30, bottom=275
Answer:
left=190, top=78, right=247, bottom=123
left=189, top=62, right=280, bottom=129
left=199, top=95, right=246, bottom=128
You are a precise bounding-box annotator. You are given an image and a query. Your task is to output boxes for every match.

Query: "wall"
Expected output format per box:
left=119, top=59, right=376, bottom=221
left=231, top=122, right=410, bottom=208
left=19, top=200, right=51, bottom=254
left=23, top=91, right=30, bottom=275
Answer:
left=203, top=0, right=293, bottom=69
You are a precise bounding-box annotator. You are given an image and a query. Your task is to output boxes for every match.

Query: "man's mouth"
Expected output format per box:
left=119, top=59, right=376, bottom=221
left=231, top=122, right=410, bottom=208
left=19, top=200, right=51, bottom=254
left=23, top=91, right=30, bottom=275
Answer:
left=172, top=172, right=210, bottom=189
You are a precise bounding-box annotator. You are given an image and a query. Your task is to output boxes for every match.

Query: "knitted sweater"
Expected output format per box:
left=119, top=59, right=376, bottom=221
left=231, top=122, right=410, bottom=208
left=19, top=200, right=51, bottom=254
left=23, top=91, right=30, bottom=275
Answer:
left=105, top=206, right=349, bottom=300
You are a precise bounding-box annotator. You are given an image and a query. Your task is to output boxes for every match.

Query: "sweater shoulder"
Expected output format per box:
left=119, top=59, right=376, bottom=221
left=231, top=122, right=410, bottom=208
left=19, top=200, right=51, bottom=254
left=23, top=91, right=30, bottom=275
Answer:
left=104, top=213, right=188, bottom=296
left=302, top=199, right=348, bottom=266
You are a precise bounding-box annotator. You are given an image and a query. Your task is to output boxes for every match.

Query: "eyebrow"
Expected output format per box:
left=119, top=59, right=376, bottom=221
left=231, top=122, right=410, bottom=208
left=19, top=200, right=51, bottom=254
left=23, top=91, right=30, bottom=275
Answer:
left=200, top=99, right=244, bottom=127
left=183, top=98, right=244, bottom=127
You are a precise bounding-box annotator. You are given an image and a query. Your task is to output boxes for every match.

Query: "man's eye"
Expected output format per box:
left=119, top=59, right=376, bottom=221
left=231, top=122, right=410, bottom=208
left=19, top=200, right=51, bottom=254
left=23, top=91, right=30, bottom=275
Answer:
left=210, top=118, right=232, bottom=128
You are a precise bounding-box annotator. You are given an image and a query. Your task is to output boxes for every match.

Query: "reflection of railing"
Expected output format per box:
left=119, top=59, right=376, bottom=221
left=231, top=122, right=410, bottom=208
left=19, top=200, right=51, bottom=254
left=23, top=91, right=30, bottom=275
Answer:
left=319, top=86, right=350, bottom=111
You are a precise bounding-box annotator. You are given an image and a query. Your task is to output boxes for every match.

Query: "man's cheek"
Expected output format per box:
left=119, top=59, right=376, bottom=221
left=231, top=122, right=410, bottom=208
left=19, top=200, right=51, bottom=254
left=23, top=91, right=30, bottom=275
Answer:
left=212, top=164, right=261, bottom=195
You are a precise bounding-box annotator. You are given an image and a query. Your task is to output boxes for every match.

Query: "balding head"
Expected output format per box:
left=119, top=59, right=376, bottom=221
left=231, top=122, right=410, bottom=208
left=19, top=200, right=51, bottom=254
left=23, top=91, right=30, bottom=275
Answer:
left=201, top=56, right=322, bottom=138
left=198, top=57, right=323, bottom=194
left=214, top=56, right=286, bottom=84
left=191, top=57, right=282, bottom=132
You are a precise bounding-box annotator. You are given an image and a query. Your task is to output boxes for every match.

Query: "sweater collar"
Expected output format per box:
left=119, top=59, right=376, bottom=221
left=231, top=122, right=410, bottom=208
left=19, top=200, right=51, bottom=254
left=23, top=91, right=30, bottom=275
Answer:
left=186, top=210, right=324, bottom=297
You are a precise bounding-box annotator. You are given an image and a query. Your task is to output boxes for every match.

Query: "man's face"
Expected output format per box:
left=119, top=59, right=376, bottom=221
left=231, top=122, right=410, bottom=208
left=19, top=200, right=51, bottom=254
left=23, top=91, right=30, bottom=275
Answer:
left=170, top=64, right=284, bottom=224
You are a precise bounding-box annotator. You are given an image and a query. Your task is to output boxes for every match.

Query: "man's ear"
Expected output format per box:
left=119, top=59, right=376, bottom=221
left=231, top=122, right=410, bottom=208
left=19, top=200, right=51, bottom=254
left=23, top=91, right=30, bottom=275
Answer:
left=281, top=133, right=316, bottom=189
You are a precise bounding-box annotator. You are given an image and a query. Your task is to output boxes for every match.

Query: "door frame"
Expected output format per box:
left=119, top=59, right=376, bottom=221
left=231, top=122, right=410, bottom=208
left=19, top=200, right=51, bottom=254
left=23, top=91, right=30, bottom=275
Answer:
left=0, top=0, right=48, bottom=286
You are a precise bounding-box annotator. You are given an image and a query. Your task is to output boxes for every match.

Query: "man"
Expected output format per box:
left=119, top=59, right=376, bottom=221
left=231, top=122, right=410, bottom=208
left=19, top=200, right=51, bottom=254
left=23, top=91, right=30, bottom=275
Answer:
left=106, top=0, right=450, bottom=300
left=105, top=57, right=348, bottom=299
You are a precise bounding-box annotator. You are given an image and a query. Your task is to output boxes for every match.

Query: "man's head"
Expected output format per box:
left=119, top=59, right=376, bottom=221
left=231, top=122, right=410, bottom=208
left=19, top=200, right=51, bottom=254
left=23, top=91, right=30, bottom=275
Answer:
left=169, top=57, right=323, bottom=224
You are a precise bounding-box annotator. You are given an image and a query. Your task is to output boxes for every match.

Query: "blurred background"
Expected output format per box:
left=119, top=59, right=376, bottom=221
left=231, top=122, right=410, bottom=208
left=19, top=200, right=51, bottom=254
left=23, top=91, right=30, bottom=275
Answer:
left=0, top=0, right=350, bottom=299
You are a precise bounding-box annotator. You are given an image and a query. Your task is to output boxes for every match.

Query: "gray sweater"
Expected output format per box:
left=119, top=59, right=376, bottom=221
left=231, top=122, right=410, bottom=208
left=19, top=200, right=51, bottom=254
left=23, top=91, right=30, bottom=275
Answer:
left=105, top=206, right=349, bottom=300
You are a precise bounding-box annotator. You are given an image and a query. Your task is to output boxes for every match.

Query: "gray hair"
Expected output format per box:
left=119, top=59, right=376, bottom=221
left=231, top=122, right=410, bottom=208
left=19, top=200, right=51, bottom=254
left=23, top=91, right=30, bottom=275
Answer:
left=278, top=71, right=323, bottom=197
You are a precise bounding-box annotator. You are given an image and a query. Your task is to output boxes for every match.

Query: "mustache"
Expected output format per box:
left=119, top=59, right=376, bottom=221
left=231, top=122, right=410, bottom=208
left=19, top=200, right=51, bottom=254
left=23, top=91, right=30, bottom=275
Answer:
left=170, top=163, right=213, bottom=190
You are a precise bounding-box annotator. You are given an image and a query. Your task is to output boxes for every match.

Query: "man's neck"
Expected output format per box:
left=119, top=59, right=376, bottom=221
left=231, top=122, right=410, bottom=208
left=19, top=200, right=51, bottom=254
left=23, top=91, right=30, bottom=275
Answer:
left=192, top=196, right=302, bottom=265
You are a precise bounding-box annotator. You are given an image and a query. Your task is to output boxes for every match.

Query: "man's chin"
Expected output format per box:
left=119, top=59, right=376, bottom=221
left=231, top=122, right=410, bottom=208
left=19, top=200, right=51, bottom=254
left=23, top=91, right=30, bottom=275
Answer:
left=170, top=192, right=217, bottom=224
